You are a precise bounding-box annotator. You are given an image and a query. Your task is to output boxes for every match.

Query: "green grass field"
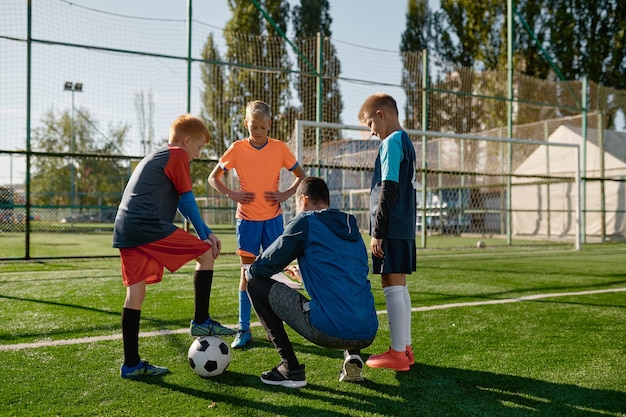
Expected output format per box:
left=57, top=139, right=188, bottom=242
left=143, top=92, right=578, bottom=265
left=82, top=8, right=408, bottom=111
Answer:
left=0, top=221, right=574, bottom=259
left=0, top=224, right=241, bottom=259
left=1, top=244, right=625, bottom=416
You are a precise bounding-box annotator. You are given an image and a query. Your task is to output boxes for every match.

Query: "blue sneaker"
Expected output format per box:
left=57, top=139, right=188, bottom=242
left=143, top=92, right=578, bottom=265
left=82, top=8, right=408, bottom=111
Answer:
left=231, top=329, right=252, bottom=349
left=120, top=360, right=168, bottom=379
left=190, top=318, right=236, bottom=337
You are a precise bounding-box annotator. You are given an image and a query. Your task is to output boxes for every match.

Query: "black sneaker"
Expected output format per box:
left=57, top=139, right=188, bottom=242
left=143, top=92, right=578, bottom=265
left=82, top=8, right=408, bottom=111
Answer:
left=260, top=363, right=306, bottom=388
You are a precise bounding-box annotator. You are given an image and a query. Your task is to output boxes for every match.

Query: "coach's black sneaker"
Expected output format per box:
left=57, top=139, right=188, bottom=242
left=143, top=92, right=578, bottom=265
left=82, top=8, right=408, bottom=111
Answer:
left=260, top=362, right=306, bottom=388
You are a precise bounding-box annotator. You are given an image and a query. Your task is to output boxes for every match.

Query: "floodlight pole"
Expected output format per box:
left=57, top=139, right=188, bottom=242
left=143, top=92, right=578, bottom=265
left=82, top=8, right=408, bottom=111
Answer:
left=64, top=81, right=82, bottom=208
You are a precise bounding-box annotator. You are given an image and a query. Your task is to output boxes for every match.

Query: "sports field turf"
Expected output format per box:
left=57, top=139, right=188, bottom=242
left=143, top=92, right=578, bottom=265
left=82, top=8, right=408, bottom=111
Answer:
left=1, top=244, right=625, bottom=416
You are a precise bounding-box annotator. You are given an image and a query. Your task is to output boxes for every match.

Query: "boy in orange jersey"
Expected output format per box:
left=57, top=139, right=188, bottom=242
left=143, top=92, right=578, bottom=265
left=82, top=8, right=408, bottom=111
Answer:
left=209, top=100, right=306, bottom=349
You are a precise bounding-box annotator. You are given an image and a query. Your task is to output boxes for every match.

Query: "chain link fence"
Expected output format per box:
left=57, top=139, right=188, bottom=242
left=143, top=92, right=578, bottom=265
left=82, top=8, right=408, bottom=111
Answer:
left=1, top=0, right=625, bottom=259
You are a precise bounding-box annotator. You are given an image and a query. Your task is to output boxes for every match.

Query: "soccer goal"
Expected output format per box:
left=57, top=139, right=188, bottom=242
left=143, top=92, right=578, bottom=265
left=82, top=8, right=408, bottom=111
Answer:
left=291, top=120, right=581, bottom=250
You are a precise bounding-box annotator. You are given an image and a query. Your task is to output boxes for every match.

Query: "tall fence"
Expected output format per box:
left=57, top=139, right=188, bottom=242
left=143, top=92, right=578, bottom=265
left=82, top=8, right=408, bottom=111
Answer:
left=1, top=0, right=625, bottom=259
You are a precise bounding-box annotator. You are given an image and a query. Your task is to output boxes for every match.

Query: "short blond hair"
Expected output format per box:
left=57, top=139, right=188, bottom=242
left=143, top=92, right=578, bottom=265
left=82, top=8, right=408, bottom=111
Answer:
left=168, top=114, right=210, bottom=144
left=358, top=93, right=399, bottom=123
left=245, top=100, right=272, bottom=121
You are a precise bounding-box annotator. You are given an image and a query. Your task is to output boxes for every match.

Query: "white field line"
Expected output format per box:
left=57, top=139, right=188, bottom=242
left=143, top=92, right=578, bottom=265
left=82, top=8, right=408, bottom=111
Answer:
left=2, top=287, right=625, bottom=351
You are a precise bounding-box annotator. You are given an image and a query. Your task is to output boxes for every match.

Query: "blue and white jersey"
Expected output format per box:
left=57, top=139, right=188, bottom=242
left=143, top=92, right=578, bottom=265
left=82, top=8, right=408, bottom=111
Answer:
left=370, top=129, right=417, bottom=239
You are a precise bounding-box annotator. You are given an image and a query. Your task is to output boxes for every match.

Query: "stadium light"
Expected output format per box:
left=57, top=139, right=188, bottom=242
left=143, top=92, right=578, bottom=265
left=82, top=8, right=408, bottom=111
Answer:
left=63, top=81, right=83, bottom=207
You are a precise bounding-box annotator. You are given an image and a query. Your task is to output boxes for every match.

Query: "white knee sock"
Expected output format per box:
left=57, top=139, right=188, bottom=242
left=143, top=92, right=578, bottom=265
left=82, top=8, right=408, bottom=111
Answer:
left=403, top=285, right=412, bottom=347
left=383, top=285, right=406, bottom=352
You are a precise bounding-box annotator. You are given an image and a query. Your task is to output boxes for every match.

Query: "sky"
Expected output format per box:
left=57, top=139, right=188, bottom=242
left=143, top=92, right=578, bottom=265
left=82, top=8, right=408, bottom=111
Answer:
left=67, top=0, right=425, bottom=50
left=64, top=0, right=428, bottom=126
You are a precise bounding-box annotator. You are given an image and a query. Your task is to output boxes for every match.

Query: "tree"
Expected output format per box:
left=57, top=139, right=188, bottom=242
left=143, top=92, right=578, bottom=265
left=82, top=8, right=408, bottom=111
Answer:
left=400, top=0, right=432, bottom=130
left=434, top=0, right=506, bottom=70
left=200, top=33, right=230, bottom=158
left=510, top=0, right=551, bottom=79
left=223, top=0, right=293, bottom=141
left=31, top=108, right=128, bottom=206
left=292, top=0, right=343, bottom=145
left=431, top=0, right=626, bottom=126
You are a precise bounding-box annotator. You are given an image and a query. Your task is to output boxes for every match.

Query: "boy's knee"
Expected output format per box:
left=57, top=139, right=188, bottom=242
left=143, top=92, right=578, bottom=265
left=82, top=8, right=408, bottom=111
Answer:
left=196, top=250, right=215, bottom=269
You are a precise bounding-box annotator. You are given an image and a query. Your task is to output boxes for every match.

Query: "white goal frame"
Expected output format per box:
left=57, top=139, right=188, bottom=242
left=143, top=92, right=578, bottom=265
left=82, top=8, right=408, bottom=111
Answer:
left=294, top=120, right=581, bottom=251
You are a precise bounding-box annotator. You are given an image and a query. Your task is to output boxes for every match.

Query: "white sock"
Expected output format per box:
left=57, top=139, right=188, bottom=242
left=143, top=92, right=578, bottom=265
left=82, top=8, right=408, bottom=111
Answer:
left=403, top=285, right=412, bottom=348
left=383, top=285, right=406, bottom=352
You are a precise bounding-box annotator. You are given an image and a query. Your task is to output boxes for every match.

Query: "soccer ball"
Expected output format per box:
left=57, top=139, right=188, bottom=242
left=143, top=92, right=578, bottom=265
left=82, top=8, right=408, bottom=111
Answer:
left=188, top=336, right=231, bottom=377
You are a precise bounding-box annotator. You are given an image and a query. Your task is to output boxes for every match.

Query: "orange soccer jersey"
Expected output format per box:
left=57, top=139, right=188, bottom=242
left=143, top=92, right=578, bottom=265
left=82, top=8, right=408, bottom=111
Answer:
left=219, top=138, right=298, bottom=221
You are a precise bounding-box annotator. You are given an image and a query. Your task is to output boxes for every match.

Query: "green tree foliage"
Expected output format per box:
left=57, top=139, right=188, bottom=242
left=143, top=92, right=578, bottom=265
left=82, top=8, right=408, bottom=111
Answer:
left=431, top=0, right=625, bottom=117
left=543, top=0, right=625, bottom=89
left=200, top=33, right=230, bottom=157
left=292, top=0, right=343, bottom=145
left=223, top=0, right=293, bottom=141
left=30, top=109, right=128, bottom=206
left=419, top=0, right=509, bottom=138
left=511, top=0, right=551, bottom=79
left=434, top=0, right=506, bottom=70
left=400, top=0, right=432, bottom=129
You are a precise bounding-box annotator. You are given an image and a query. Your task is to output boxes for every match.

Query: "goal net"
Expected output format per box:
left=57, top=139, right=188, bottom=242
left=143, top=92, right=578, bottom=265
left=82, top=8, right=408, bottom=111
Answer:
left=289, top=120, right=581, bottom=250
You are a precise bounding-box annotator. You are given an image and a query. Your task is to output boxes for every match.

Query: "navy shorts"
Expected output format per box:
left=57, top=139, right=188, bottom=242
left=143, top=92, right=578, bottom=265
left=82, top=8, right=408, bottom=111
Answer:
left=371, top=238, right=416, bottom=274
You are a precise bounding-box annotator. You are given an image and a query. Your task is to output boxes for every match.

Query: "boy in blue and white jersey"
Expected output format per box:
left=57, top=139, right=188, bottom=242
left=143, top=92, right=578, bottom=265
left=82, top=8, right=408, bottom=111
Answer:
left=358, top=93, right=417, bottom=371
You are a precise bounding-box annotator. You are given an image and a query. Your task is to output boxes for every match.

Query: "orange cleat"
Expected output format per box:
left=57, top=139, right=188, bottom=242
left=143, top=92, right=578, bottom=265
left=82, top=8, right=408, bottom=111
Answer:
left=406, top=345, right=414, bottom=366
left=365, top=348, right=410, bottom=371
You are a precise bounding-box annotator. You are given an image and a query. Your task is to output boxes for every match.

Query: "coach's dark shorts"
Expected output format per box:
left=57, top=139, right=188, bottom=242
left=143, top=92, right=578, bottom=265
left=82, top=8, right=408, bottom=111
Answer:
left=372, top=238, right=416, bottom=274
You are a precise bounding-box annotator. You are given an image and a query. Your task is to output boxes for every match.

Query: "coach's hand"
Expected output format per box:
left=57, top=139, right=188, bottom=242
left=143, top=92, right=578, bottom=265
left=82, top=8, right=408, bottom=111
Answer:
left=206, top=233, right=221, bottom=259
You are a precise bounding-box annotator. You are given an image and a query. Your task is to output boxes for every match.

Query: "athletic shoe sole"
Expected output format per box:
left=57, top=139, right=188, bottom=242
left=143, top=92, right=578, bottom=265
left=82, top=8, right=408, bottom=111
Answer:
left=260, top=376, right=307, bottom=388
left=339, top=357, right=364, bottom=382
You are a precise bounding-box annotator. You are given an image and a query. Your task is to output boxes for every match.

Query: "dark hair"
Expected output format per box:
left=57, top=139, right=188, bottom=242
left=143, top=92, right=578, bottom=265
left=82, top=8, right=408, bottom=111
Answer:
left=297, top=177, right=330, bottom=206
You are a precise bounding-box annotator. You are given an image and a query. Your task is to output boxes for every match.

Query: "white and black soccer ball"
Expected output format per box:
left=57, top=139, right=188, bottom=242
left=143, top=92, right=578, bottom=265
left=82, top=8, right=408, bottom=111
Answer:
left=188, top=336, right=231, bottom=377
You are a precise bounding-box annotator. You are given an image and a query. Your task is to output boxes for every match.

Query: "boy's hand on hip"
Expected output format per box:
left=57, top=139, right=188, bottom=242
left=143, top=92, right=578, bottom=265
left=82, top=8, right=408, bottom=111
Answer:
left=231, top=190, right=256, bottom=204
left=264, top=191, right=285, bottom=205
left=206, top=234, right=221, bottom=259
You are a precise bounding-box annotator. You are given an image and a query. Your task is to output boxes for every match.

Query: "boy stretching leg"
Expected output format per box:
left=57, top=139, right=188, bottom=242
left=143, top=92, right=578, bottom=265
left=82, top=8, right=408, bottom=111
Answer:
left=114, top=115, right=234, bottom=379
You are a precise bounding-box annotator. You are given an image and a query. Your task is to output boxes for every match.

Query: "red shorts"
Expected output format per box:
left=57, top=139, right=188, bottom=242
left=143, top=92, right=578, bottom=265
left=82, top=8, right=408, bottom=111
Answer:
left=119, top=228, right=211, bottom=286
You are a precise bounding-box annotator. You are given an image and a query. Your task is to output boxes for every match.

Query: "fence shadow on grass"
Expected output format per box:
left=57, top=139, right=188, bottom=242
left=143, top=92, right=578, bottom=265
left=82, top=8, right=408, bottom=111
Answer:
left=137, top=360, right=625, bottom=417
left=402, top=364, right=625, bottom=416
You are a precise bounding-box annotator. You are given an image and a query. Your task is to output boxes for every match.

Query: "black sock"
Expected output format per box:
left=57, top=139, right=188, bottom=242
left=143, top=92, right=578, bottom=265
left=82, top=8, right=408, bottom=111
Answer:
left=194, top=270, right=213, bottom=323
left=121, top=307, right=141, bottom=367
